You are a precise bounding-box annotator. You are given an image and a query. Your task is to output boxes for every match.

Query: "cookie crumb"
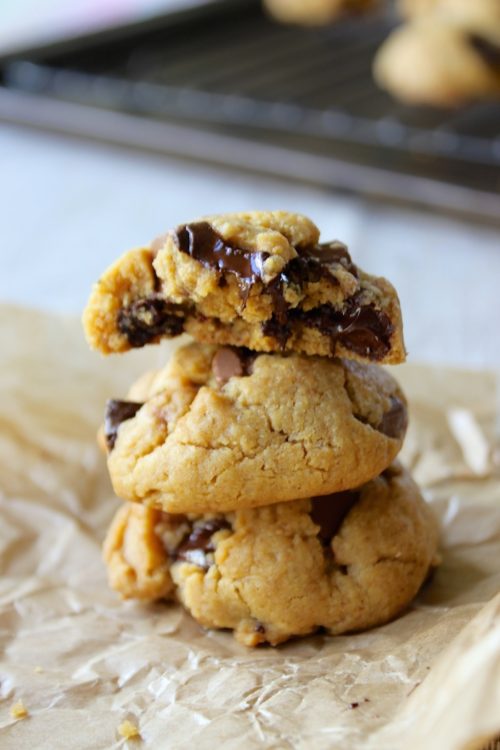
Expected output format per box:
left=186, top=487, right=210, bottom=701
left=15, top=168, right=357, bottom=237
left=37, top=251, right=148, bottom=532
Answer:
left=34, top=666, right=43, bottom=674
left=10, top=701, right=29, bottom=720
left=118, top=720, right=141, bottom=740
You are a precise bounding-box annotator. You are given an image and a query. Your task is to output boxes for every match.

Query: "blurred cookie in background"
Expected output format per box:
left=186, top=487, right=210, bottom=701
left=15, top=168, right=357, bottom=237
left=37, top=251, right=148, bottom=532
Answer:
left=374, top=13, right=500, bottom=106
left=397, top=0, right=500, bottom=31
left=263, top=0, right=379, bottom=26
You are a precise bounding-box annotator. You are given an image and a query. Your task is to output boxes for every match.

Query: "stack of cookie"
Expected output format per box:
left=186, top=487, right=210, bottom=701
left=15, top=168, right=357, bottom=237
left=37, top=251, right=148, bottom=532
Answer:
left=83, top=211, right=438, bottom=646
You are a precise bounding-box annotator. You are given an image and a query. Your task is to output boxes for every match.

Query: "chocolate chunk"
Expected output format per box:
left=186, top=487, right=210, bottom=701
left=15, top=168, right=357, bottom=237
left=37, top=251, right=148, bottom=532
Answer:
left=300, top=241, right=357, bottom=276
left=468, top=34, right=500, bottom=69
left=104, top=399, right=143, bottom=450
left=311, top=493, right=357, bottom=545
left=377, top=396, right=407, bottom=439
left=310, top=491, right=360, bottom=544
left=117, top=297, right=185, bottom=347
left=212, top=347, right=256, bottom=385
left=175, top=518, right=231, bottom=570
left=174, top=222, right=267, bottom=286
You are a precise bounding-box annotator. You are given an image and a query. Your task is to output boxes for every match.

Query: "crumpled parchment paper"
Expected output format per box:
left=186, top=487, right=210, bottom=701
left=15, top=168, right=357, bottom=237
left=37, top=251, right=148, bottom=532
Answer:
left=0, top=304, right=499, bottom=750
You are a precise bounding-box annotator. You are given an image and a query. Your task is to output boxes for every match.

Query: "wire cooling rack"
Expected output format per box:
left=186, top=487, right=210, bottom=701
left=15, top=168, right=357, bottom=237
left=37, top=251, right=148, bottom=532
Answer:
left=1, top=0, right=499, bottom=221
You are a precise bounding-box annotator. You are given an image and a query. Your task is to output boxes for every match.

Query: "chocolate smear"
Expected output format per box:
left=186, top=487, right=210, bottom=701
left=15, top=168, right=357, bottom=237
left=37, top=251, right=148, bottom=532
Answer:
left=175, top=518, right=231, bottom=570
left=118, top=297, right=186, bottom=347
left=310, top=490, right=360, bottom=544
left=377, top=396, right=407, bottom=439
left=104, top=399, right=143, bottom=450
left=174, top=222, right=267, bottom=287
left=212, top=347, right=256, bottom=385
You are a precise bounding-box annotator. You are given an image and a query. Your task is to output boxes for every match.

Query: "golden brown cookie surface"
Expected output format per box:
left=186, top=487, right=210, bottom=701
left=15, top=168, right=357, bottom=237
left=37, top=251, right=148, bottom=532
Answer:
left=103, top=342, right=408, bottom=513
left=103, top=463, right=439, bottom=646
left=83, top=211, right=406, bottom=365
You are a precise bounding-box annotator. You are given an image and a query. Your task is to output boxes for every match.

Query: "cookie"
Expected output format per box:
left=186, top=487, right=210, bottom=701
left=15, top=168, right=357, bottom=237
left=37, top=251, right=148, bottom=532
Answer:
left=397, top=0, right=500, bottom=34
left=263, top=0, right=378, bottom=26
left=374, top=20, right=500, bottom=106
left=103, top=342, right=408, bottom=513
left=83, top=211, right=406, bottom=365
left=103, top=463, right=439, bottom=646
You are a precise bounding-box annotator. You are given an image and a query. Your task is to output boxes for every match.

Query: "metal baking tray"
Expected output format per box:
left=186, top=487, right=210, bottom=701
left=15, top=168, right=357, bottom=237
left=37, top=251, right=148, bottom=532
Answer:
left=1, top=0, right=499, bottom=222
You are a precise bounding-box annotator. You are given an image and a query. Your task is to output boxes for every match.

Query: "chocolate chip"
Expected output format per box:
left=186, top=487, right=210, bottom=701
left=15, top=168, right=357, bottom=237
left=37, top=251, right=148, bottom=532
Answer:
left=254, top=622, right=266, bottom=634
left=377, top=396, right=407, bottom=439
left=212, top=347, right=256, bottom=385
left=175, top=518, right=231, bottom=570
left=468, top=34, right=500, bottom=69
left=350, top=702, right=359, bottom=709
left=104, top=399, right=143, bottom=450
left=117, top=297, right=186, bottom=347
left=310, top=491, right=360, bottom=544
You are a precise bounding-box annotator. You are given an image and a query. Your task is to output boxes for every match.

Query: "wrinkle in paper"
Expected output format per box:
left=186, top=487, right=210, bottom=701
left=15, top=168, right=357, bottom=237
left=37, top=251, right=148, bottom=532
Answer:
left=0, top=305, right=499, bottom=750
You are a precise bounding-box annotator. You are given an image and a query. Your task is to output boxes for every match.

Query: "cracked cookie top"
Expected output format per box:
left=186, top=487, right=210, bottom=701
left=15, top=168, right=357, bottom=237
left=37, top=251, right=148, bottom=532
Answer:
left=83, top=211, right=406, bottom=365
left=102, top=341, right=407, bottom=513
left=103, top=462, right=439, bottom=646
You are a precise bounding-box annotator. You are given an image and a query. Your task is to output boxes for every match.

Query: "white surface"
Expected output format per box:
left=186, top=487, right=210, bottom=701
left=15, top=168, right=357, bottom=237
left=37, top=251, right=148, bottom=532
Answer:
left=1, top=123, right=499, bottom=368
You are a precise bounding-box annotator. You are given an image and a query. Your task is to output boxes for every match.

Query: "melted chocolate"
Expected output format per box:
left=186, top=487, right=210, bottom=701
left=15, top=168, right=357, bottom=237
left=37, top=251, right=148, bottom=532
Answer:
left=263, top=297, right=393, bottom=359
left=174, top=223, right=357, bottom=320
left=469, top=34, right=500, bottom=69
left=175, top=518, right=231, bottom=570
left=117, top=297, right=186, bottom=347
left=378, top=396, right=407, bottom=439
left=301, top=241, right=357, bottom=275
left=104, top=399, right=143, bottom=450
left=299, top=298, right=393, bottom=359
left=175, top=222, right=267, bottom=284
left=138, top=222, right=391, bottom=360
left=310, top=490, right=360, bottom=544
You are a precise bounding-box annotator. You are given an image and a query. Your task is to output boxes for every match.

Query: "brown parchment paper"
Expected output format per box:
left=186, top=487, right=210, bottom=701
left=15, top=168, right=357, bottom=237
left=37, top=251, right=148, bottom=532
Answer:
left=0, top=303, right=499, bottom=750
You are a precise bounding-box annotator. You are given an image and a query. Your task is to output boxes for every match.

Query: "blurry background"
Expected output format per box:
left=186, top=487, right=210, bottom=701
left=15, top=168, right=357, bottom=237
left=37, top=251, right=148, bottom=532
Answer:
left=0, top=0, right=499, bottom=366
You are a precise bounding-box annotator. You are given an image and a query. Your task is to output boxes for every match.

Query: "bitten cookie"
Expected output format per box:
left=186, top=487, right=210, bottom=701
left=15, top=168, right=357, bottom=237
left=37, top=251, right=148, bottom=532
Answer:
left=263, top=0, right=378, bottom=26
left=102, top=342, right=408, bottom=513
left=374, top=20, right=500, bottom=106
left=103, top=463, right=439, bottom=646
left=83, top=211, right=405, bottom=365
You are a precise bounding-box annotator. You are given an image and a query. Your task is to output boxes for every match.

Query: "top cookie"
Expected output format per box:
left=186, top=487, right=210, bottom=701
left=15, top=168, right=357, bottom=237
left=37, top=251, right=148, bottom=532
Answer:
left=83, top=211, right=406, bottom=365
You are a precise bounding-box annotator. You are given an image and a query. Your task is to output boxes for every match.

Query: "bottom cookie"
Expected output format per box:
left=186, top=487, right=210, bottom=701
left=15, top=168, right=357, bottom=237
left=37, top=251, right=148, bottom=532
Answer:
left=103, top=463, right=439, bottom=646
